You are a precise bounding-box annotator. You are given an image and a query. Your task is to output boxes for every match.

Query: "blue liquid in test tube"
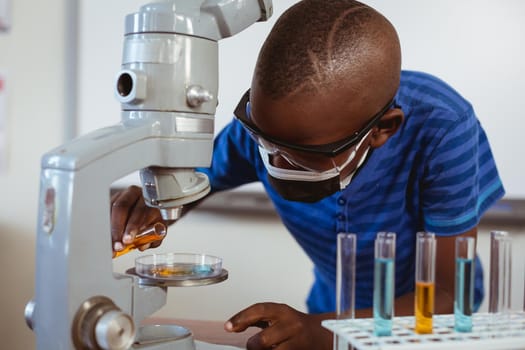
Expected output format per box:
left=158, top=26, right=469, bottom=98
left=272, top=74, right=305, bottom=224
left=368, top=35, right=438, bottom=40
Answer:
left=373, top=232, right=396, bottom=336
left=374, top=257, right=395, bottom=335
left=454, top=237, right=475, bottom=332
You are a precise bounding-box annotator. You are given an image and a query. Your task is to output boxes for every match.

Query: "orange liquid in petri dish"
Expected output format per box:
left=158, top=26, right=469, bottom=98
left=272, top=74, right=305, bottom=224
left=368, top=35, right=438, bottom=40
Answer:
left=149, top=263, right=213, bottom=277
left=151, top=264, right=195, bottom=276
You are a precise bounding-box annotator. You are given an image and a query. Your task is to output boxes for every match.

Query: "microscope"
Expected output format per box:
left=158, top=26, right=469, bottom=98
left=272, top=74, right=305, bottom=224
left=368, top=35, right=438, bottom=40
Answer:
left=24, top=1, right=272, bottom=349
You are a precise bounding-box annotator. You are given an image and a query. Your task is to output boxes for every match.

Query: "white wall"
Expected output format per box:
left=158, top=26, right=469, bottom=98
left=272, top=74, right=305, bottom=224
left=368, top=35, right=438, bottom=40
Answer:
left=0, top=0, right=69, bottom=348
left=368, top=0, right=525, bottom=198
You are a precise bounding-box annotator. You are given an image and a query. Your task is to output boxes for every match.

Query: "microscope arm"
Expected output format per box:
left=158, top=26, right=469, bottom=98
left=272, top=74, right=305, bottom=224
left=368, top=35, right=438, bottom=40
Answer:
left=42, top=115, right=213, bottom=184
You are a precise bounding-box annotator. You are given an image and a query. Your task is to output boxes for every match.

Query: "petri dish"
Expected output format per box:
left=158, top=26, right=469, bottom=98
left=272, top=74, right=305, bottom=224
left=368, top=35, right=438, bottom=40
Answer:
left=135, top=253, right=222, bottom=280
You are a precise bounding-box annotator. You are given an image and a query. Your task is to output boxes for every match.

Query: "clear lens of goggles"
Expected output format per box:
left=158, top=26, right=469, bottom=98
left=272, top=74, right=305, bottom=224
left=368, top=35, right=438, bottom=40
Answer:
left=258, top=147, right=340, bottom=182
left=253, top=130, right=371, bottom=173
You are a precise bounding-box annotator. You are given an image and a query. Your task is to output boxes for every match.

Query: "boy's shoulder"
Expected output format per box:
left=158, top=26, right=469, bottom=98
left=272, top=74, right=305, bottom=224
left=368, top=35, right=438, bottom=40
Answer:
left=398, top=70, right=473, bottom=118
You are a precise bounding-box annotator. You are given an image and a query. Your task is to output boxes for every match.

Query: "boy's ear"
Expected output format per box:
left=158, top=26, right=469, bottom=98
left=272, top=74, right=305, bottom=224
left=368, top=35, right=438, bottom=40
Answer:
left=369, top=108, right=404, bottom=148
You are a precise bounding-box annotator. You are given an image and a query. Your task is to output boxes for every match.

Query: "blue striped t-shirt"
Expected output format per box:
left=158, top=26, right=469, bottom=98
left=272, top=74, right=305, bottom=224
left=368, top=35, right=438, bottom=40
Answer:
left=200, top=70, right=505, bottom=313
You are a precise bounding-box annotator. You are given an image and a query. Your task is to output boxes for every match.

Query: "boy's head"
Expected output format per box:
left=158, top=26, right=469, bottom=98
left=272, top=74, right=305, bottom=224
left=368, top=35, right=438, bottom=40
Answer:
left=236, top=0, right=405, bottom=202
left=254, top=0, right=401, bottom=103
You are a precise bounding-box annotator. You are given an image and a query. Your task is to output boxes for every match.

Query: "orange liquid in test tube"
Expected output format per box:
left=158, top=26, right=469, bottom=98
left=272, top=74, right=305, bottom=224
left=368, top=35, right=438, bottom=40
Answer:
left=415, top=281, right=435, bottom=334
left=414, top=232, right=436, bottom=334
left=113, top=222, right=167, bottom=258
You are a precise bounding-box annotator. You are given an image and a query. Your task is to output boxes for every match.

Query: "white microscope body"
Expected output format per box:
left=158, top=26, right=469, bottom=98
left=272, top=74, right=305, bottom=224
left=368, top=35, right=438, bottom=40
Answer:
left=25, top=1, right=272, bottom=349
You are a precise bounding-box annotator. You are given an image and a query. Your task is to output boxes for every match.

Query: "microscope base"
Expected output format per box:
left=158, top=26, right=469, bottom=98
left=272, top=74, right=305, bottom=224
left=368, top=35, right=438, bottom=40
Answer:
left=134, top=324, right=196, bottom=350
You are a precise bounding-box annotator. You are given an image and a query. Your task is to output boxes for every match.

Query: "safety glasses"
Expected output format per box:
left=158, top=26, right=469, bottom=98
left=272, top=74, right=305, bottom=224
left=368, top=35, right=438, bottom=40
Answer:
left=233, top=89, right=395, bottom=172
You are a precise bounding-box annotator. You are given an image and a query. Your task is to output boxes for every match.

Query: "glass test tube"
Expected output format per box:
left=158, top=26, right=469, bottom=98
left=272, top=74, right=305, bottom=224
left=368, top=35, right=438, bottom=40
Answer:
left=414, top=232, right=436, bottom=334
left=113, top=222, right=167, bottom=258
left=489, top=231, right=512, bottom=316
left=454, top=236, right=475, bottom=332
left=335, top=233, right=356, bottom=350
left=373, top=232, right=396, bottom=336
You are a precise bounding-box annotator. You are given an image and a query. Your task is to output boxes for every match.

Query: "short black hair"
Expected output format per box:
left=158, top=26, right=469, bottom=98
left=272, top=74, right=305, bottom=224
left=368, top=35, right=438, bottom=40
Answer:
left=254, top=0, right=400, bottom=100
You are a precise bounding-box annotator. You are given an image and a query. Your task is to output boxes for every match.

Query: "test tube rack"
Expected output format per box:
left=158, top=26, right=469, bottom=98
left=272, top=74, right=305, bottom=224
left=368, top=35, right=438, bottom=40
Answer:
left=322, top=311, right=525, bottom=350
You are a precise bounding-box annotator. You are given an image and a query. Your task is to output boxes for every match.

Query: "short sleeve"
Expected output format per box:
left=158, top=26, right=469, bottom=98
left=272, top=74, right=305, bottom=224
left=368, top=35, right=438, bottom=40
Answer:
left=198, top=118, right=261, bottom=192
left=421, top=107, right=505, bottom=234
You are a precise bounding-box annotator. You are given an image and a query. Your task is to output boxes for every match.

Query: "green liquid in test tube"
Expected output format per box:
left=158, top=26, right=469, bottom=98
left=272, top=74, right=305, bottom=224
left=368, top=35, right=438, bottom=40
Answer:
left=454, top=236, right=475, bottom=332
left=373, top=232, right=396, bottom=336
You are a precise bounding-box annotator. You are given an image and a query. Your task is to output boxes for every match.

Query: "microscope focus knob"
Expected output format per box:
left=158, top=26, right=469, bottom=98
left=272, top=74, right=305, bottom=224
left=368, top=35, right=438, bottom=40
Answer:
left=73, top=296, right=136, bottom=350
left=24, top=299, right=36, bottom=330
left=95, top=310, right=135, bottom=350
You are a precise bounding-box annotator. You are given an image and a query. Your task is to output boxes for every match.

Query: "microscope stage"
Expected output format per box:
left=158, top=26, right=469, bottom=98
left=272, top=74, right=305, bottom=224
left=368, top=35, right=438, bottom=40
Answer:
left=127, top=252, right=228, bottom=287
